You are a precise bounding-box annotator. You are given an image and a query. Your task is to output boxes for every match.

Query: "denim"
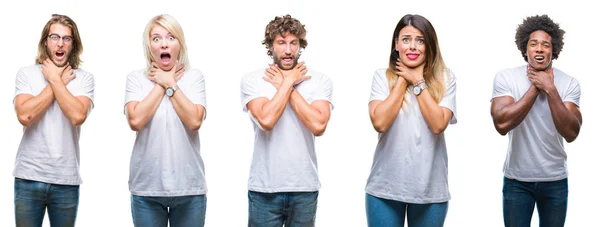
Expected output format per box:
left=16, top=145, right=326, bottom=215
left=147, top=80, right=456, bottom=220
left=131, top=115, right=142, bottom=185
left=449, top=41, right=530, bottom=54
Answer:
left=248, top=190, right=319, bottom=227
left=131, top=194, right=206, bottom=227
left=503, top=177, right=568, bottom=227
left=14, top=178, right=80, bottom=227
left=365, top=193, right=448, bottom=227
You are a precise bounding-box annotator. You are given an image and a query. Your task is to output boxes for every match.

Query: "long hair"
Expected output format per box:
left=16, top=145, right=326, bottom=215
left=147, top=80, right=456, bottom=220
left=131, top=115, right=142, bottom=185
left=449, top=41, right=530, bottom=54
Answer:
left=386, top=14, right=448, bottom=103
left=35, top=14, right=83, bottom=69
left=143, top=14, right=190, bottom=73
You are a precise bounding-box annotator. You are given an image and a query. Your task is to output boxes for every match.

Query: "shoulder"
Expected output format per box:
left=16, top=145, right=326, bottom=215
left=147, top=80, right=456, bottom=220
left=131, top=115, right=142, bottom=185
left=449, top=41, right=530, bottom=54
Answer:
left=552, top=67, right=577, bottom=81
left=73, top=67, right=93, bottom=78
left=496, top=65, right=526, bottom=78
left=307, top=68, right=332, bottom=83
left=184, top=68, right=204, bottom=79
left=18, top=64, right=42, bottom=76
left=374, top=68, right=387, bottom=78
left=127, top=69, right=146, bottom=78
left=241, top=68, right=265, bottom=83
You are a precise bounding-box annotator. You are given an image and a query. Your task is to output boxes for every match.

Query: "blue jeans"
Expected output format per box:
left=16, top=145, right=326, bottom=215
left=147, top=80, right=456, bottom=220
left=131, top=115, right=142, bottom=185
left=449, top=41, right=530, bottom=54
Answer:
left=248, top=190, right=319, bottom=227
left=503, top=177, right=568, bottom=227
left=14, top=178, right=80, bottom=227
left=365, top=193, right=448, bottom=227
left=131, top=194, right=206, bottom=227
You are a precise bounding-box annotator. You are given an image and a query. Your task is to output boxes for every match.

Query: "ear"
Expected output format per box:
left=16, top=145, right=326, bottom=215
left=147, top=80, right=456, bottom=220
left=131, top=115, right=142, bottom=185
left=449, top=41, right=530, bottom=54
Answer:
left=297, top=48, right=304, bottom=57
left=394, top=39, right=399, bottom=52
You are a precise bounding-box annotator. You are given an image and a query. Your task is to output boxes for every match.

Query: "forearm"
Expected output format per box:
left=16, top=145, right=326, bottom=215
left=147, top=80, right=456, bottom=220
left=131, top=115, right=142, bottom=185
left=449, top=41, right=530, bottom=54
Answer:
left=370, top=82, right=407, bottom=133
left=170, top=92, right=205, bottom=131
left=48, top=79, right=88, bottom=125
left=127, top=84, right=165, bottom=131
left=15, top=85, right=55, bottom=126
left=289, top=90, right=328, bottom=135
left=254, top=79, right=295, bottom=130
left=493, top=85, right=539, bottom=134
left=546, top=89, right=581, bottom=142
left=416, top=89, right=451, bottom=134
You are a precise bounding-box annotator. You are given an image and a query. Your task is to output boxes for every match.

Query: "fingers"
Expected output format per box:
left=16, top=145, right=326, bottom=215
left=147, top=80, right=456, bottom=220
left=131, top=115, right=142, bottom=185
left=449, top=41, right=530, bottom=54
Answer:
left=294, top=61, right=305, bottom=69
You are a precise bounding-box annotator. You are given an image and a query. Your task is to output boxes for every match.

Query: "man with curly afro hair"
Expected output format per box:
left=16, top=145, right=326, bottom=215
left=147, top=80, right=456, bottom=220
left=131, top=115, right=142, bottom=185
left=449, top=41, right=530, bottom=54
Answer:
left=490, top=14, right=582, bottom=227
left=240, top=14, right=333, bottom=227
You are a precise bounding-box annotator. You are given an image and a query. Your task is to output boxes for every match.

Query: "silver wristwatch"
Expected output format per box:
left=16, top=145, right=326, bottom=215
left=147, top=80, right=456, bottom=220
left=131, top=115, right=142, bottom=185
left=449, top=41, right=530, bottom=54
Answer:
left=166, top=84, right=180, bottom=97
left=413, top=80, right=428, bottom=96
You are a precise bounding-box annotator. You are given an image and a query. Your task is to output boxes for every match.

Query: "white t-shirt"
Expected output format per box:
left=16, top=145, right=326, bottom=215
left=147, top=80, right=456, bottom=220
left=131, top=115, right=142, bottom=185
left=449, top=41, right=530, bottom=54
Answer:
left=491, top=65, right=580, bottom=182
left=240, top=67, right=333, bottom=193
left=124, top=69, right=207, bottom=196
left=366, top=68, right=457, bottom=204
left=13, top=64, right=95, bottom=185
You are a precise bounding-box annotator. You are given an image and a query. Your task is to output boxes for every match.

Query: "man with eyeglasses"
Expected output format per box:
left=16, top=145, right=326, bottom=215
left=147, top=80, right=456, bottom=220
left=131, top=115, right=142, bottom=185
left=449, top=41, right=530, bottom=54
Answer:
left=12, top=14, right=94, bottom=227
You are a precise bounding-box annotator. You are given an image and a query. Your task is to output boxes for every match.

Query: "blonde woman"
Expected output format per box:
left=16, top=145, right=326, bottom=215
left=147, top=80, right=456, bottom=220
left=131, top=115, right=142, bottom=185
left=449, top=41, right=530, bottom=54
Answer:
left=124, top=14, right=207, bottom=227
left=365, top=14, right=457, bottom=227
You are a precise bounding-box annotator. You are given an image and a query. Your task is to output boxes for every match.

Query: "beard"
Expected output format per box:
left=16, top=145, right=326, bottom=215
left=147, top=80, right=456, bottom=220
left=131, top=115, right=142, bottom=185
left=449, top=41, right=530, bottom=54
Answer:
left=46, top=48, right=70, bottom=67
left=273, top=53, right=299, bottom=70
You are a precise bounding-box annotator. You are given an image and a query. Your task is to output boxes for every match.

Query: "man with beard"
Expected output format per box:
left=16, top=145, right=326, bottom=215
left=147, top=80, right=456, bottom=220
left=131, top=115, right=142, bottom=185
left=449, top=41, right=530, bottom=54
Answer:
left=12, top=14, right=94, bottom=227
left=490, top=15, right=582, bottom=227
left=240, top=14, right=333, bottom=226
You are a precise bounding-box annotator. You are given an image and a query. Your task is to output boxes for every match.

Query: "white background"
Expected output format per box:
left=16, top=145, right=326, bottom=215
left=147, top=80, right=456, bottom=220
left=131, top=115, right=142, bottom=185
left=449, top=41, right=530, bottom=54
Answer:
left=0, top=0, right=598, bottom=226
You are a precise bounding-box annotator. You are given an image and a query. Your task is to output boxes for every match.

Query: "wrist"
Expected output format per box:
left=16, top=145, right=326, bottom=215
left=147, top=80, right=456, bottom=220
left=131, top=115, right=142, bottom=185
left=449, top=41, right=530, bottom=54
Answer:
left=282, top=78, right=295, bottom=88
left=48, top=77, right=63, bottom=85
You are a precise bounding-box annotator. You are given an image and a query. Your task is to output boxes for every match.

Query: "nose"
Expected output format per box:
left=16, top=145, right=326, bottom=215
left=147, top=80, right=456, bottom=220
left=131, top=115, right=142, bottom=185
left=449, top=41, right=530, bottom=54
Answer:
left=411, top=40, right=419, bottom=50
left=160, top=39, right=168, bottom=49
left=535, top=44, right=543, bottom=52
left=57, top=38, right=64, bottom=47
left=284, top=44, right=292, bottom=54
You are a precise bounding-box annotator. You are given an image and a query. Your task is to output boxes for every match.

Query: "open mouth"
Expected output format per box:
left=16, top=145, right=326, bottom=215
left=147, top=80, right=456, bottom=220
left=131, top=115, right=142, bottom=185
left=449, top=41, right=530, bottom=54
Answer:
left=282, top=56, right=294, bottom=63
left=534, top=55, right=544, bottom=61
left=55, top=51, right=65, bottom=58
left=407, top=53, right=419, bottom=60
left=160, top=53, right=171, bottom=64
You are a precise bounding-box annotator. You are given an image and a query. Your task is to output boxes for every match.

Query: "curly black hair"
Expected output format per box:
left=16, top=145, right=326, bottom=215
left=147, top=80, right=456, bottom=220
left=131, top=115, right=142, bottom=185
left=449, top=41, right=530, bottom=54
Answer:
left=515, top=15, right=565, bottom=62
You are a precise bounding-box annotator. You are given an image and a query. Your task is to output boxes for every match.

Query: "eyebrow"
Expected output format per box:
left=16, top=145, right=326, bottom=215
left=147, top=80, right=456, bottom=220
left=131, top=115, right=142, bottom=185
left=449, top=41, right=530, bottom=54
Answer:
left=151, top=33, right=173, bottom=36
left=401, top=34, right=424, bottom=38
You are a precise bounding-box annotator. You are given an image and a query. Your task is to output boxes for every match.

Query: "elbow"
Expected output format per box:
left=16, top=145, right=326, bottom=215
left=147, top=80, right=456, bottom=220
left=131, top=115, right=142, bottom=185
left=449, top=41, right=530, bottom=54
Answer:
left=257, top=117, right=276, bottom=131
left=372, top=121, right=389, bottom=134
left=565, top=132, right=579, bottom=143
left=494, top=122, right=510, bottom=136
left=311, top=123, right=327, bottom=137
left=70, top=113, right=87, bottom=126
left=128, top=118, right=143, bottom=132
left=17, top=114, right=32, bottom=127
left=431, top=126, right=447, bottom=136
left=187, top=119, right=203, bottom=132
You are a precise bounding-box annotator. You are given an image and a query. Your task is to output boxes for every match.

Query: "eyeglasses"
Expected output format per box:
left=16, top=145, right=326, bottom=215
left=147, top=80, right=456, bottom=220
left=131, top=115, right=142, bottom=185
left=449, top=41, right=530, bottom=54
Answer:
left=47, top=34, right=74, bottom=44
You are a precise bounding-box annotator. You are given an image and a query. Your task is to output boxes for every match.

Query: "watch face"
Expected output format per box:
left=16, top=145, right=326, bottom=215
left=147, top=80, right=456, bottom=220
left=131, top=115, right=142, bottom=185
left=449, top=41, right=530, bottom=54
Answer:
left=166, top=88, right=174, bottom=97
left=413, top=86, right=421, bottom=95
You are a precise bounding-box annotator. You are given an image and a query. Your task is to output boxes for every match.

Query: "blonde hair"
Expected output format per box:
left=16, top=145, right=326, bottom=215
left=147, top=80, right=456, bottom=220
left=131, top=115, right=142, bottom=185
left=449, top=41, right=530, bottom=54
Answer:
left=387, top=14, right=448, bottom=103
left=36, top=14, right=83, bottom=69
left=143, top=14, right=190, bottom=73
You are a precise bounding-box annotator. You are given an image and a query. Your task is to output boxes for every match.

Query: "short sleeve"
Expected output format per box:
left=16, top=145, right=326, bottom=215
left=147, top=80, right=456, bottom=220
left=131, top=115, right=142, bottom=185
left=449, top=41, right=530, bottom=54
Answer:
left=186, top=70, right=207, bottom=119
left=187, top=70, right=207, bottom=107
left=491, top=71, right=513, bottom=100
left=72, top=71, right=95, bottom=109
left=124, top=72, right=144, bottom=112
left=563, top=77, right=581, bottom=107
left=313, top=75, right=334, bottom=110
left=369, top=69, right=389, bottom=102
left=240, top=74, right=264, bottom=112
left=439, top=70, right=457, bottom=124
left=14, top=68, right=32, bottom=102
